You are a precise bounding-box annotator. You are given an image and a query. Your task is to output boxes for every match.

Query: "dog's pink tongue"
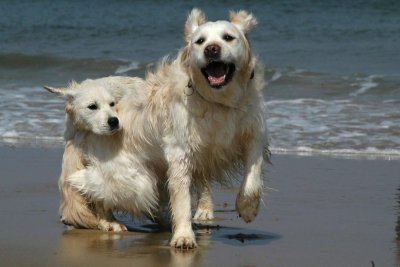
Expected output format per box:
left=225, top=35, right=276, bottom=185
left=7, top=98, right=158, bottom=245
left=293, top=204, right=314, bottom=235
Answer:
left=206, top=64, right=225, bottom=84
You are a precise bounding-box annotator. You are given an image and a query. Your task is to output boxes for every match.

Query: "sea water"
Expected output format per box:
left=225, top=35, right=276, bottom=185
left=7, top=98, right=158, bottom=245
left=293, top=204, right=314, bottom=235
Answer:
left=1, top=0, right=399, bottom=159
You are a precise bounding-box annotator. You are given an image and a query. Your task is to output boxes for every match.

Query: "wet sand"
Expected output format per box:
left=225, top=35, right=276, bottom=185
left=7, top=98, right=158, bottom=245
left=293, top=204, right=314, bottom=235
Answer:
left=0, top=145, right=399, bottom=267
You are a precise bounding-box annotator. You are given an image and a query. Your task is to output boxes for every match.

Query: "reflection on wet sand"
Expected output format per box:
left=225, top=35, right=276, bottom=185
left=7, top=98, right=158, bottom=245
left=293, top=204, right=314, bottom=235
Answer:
left=58, top=216, right=279, bottom=267
left=58, top=226, right=204, bottom=267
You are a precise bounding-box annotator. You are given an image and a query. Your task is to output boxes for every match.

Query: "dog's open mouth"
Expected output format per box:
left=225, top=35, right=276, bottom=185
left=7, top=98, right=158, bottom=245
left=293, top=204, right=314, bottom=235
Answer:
left=201, top=61, right=235, bottom=89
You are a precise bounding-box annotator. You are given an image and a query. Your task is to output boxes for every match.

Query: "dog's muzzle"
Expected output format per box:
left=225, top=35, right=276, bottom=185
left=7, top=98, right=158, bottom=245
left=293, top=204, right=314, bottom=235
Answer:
left=201, top=44, right=236, bottom=89
left=108, top=117, right=119, bottom=131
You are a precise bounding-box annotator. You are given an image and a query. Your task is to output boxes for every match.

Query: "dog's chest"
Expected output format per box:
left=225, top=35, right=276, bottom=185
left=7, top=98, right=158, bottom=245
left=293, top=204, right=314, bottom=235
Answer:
left=189, top=107, right=240, bottom=148
left=82, top=135, right=121, bottom=164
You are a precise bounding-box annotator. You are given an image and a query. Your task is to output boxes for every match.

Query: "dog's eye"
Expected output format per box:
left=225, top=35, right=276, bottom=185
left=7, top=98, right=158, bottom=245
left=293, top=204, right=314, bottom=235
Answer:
left=223, top=34, right=235, bottom=42
left=110, top=102, right=115, bottom=107
left=88, top=104, right=98, bottom=110
left=195, top=38, right=205, bottom=45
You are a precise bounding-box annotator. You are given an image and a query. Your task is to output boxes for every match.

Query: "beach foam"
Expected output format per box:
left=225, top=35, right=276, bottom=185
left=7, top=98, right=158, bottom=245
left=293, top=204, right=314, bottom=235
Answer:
left=1, top=65, right=400, bottom=159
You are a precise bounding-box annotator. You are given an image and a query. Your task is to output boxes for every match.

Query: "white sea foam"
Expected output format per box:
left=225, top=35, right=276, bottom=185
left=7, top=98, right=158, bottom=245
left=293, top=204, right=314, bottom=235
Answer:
left=265, top=96, right=400, bottom=160
left=1, top=74, right=399, bottom=161
left=270, top=71, right=282, bottom=82
left=2, top=130, right=19, bottom=138
left=350, top=75, right=380, bottom=96
left=0, top=85, right=65, bottom=145
left=270, top=146, right=400, bottom=160
left=115, top=61, right=140, bottom=74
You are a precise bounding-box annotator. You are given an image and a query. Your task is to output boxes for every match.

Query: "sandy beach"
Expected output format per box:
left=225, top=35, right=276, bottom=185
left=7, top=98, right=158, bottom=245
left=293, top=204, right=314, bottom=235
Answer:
left=1, top=1, right=399, bottom=266
left=0, top=144, right=398, bottom=267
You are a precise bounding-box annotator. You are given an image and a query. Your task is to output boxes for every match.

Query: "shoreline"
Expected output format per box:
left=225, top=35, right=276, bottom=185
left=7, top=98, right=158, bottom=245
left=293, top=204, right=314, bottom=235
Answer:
left=0, top=144, right=399, bottom=266
left=2, top=139, right=400, bottom=161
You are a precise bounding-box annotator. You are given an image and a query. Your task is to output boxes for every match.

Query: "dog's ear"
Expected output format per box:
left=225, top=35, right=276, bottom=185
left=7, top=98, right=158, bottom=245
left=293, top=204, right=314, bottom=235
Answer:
left=108, top=86, right=127, bottom=102
left=229, top=10, right=257, bottom=34
left=105, top=77, right=144, bottom=102
left=43, top=85, right=76, bottom=99
left=184, top=8, right=206, bottom=44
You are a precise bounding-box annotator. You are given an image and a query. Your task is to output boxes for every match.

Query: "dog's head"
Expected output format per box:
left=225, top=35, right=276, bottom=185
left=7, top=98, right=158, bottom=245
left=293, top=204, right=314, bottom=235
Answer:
left=182, top=9, right=257, bottom=100
left=44, top=79, right=122, bottom=136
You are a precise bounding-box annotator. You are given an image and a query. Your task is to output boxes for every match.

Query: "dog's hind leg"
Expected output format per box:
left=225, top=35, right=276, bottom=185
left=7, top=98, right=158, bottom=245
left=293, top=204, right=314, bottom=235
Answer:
left=59, top=143, right=98, bottom=229
left=193, top=181, right=214, bottom=221
left=95, top=202, right=127, bottom=232
left=59, top=182, right=99, bottom=229
left=67, top=169, right=127, bottom=232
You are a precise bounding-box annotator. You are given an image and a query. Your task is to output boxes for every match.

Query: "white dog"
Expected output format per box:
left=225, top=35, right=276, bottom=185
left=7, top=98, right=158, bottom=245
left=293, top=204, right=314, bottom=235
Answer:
left=114, top=9, right=269, bottom=248
left=45, top=76, right=158, bottom=232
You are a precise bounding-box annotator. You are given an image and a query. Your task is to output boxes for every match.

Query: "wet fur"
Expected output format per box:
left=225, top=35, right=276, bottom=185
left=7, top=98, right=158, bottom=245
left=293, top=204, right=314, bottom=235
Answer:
left=116, top=9, right=269, bottom=248
left=46, top=76, right=158, bottom=231
left=48, top=9, right=268, bottom=247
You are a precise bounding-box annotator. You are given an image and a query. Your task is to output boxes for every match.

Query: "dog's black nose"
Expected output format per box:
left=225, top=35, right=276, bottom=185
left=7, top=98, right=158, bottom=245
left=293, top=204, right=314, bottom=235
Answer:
left=204, top=44, right=221, bottom=59
left=108, top=117, right=119, bottom=129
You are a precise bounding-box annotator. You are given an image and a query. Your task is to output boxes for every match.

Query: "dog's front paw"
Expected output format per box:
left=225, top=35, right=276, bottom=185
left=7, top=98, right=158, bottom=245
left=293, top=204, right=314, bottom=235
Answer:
left=193, top=207, right=214, bottom=221
left=98, top=219, right=127, bottom=232
left=170, top=229, right=197, bottom=249
left=235, top=192, right=260, bottom=223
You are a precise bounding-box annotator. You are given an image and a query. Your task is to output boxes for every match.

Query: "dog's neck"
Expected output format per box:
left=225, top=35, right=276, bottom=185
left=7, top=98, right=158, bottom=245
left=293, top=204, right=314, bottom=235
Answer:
left=68, top=129, right=123, bottom=166
left=65, top=123, right=122, bottom=149
left=64, top=115, right=77, bottom=141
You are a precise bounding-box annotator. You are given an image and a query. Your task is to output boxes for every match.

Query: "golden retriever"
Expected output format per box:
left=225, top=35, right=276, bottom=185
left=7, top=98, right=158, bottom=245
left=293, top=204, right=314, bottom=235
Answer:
left=115, top=8, right=269, bottom=248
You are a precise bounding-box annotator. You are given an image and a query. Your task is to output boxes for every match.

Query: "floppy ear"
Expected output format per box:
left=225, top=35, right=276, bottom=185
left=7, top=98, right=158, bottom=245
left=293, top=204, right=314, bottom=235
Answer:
left=43, top=84, right=76, bottom=99
left=184, top=8, right=206, bottom=44
left=229, top=10, right=257, bottom=34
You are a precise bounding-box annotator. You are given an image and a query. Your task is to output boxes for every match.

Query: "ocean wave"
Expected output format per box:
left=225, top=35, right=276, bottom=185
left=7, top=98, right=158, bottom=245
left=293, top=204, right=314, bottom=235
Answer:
left=115, top=61, right=141, bottom=74
left=0, top=65, right=399, bottom=160
left=267, top=98, right=331, bottom=105
left=264, top=66, right=400, bottom=101
left=349, top=75, right=380, bottom=96
left=265, top=97, right=400, bottom=160
left=270, top=146, right=400, bottom=160
left=0, top=135, right=64, bottom=146
left=0, top=52, right=146, bottom=74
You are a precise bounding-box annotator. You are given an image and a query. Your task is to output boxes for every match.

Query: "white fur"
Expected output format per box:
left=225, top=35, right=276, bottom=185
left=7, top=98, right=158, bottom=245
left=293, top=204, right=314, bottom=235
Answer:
left=45, top=76, right=158, bottom=231
left=47, top=9, right=269, bottom=247
left=229, top=10, right=258, bottom=33
left=115, top=9, right=269, bottom=248
left=189, top=21, right=249, bottom=70
left=193, top=184, right=214, bottom=221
